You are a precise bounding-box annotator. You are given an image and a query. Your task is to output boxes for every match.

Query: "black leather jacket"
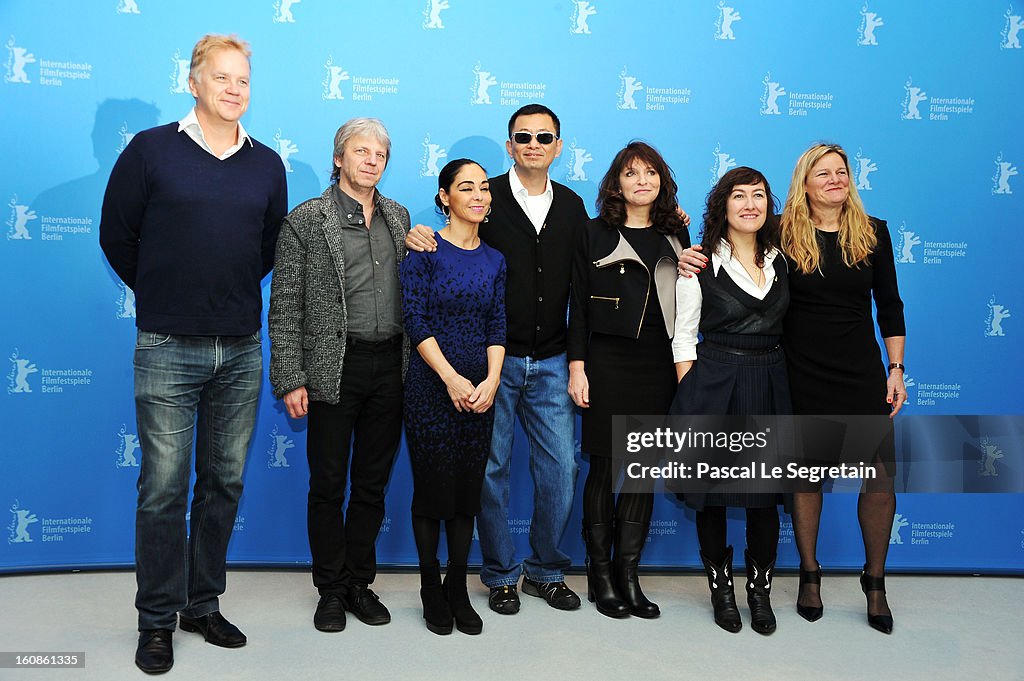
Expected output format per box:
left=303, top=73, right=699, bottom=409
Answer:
left=567, top=218, right=686, bottom=360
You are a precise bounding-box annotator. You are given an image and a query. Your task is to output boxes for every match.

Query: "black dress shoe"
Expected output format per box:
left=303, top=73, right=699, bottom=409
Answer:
left=135, top=629, right=173, bottom=674
left=345, top=585, right=391, bottom=625
left=178, top=611, right=247, bottom=648
left=314, top=594, right=347, bottom=632
left=487, top=584, right=520, bottom=615
left=522, top=578, right=582, bottom=611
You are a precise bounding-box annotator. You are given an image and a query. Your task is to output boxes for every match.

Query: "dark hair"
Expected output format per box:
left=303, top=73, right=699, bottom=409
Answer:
left=701, top=166, right=780, bottom=268
left=507, top=104, right=561, bottom=139
left=596, top=141, right=685, bottom=235
left=434, top=158, right=486, bottom=213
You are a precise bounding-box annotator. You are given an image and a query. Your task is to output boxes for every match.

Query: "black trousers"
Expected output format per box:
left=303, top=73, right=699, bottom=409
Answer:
left=306, top=339, right=403, bottom=596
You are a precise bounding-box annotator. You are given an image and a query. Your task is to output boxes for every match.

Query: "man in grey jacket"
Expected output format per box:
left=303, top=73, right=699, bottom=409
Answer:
left=269, top=118, right=409, bottom=633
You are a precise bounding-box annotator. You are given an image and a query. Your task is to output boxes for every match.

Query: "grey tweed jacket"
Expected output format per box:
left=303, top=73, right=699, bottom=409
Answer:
left=268, top=186, right=411, bottom=403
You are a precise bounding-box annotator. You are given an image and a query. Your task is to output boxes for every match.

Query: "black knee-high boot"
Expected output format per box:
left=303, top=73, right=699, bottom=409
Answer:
left=613, top=520, right=659, bottom=618
left=583, top=522, right=629, bottom=618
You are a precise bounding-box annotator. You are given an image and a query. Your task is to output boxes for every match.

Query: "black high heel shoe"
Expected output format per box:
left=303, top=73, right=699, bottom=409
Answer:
left=796, top=564, right=823, bottom=622
left=859, top=566, right=894, bottom=634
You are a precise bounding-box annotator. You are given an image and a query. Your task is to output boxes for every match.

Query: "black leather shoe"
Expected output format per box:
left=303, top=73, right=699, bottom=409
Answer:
left=344, top=585, right=391, bottom=625
left=135, top=629, right=173, bottom=674
left=487, top=584, right=520, bottom=615
left=178, top=611, right=247, bottom=648
left=522, top=578, right=582, bottom=611
left=313, top=594, right=347, bottom=632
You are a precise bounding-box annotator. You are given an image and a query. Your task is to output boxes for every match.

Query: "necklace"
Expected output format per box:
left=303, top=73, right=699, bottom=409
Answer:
left=738, top=255, right=765, bottom=288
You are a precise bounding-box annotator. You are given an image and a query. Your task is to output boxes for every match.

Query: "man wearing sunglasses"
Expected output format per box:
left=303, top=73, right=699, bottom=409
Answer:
left=407, top=104, right=587, bottom=615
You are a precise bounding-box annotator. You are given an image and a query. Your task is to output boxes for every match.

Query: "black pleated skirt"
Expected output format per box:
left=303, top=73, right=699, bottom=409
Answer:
left=669, top=332, right=791, bottom=510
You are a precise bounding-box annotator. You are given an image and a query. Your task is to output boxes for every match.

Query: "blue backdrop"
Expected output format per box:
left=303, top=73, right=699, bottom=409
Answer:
left=2, top=0, right=1022, bottom=573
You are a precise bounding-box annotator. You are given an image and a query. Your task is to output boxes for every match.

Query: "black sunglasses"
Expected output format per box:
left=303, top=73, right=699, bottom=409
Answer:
left=511, top=131, right=558, bottom=145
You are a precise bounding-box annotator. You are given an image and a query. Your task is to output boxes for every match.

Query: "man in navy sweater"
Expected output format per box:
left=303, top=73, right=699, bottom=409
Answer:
left=100, top=34, right=287, bottom=675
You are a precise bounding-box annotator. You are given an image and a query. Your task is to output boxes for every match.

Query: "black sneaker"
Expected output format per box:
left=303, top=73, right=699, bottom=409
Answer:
left=487, top=584, right=520, bottom=615
left=522, top=578, right=582, bottom=610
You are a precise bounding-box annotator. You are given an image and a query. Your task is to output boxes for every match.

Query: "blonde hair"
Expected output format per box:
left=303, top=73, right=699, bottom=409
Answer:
left=189, top=34, right=251, bottom=82
left=780, top=143, right=876, bottom=274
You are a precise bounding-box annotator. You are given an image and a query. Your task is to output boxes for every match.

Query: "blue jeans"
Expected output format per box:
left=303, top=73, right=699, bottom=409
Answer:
left=133, top=331, right=261, bottom=631
left=477, top=353, right=578, bottom=587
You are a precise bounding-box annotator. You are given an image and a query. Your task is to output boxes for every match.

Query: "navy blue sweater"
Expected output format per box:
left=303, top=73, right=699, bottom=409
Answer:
left=100, top=123, right=288, bottom=335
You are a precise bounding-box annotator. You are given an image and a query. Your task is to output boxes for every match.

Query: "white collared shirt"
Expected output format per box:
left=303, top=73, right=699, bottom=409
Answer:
left=508, top=167, right=553, bottom=234
left=672, top=242, right=781, bottom=362
left=177, top=107, right=252, bottom=160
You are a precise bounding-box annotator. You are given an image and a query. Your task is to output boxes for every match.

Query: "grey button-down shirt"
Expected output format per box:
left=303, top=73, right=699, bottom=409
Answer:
left=332, top=185, right=402, bottom=342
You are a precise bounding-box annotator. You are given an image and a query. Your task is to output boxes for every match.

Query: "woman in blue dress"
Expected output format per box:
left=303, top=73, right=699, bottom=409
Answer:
left=400, top=159, right=506, bottom=636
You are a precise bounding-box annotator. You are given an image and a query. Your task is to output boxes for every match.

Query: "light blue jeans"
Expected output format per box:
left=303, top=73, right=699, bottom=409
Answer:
left=477, top=353, right=578, bottom=587
left=133, top=331, right=261, bottom=631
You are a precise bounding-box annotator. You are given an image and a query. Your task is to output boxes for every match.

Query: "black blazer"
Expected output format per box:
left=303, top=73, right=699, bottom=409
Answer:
left=567, top=218, right=687, bottom=361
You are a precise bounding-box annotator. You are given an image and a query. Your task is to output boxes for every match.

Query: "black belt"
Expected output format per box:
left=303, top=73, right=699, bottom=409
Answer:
left=346, top=334, right=403, bottom=350
left=700, top=339, right=781, bottom=356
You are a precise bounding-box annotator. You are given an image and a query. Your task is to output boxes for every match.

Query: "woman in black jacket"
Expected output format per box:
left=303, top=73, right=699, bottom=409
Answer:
left=567, top=141, right=688, bottom=618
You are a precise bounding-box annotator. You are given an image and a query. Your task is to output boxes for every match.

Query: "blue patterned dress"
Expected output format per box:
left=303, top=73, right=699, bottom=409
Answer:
left=401, top=233, right=506, bottom=519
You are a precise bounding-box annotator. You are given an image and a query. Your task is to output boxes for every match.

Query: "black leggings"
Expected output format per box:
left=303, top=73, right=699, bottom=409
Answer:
left=582, top=454, right=653, bottom=525
left=412, top=513, right=475, bottom=566
left=695, top=505, right=780, bottom=566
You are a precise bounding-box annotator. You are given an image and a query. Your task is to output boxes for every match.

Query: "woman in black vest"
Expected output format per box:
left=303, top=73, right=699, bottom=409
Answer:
left=567, top=141, right=688, bottom=619
left=670, top=166, right=790, bottom=635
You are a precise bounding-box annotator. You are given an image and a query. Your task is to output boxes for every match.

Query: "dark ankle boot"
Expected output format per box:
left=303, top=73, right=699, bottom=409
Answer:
left=797, top=563, right=823, bottom=622
left=443, top=563, right=483, bottom=635
left=583, top=522, right=629, bottom=618
left=419, top=561, right=452, bottom=635
left=860, top=566, right=894, bottom=635
left=744, top=549, right=777, bottom=635
left=699, top=546, right=742, bottom=633
left=613, top=519, right=659, bottom=618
